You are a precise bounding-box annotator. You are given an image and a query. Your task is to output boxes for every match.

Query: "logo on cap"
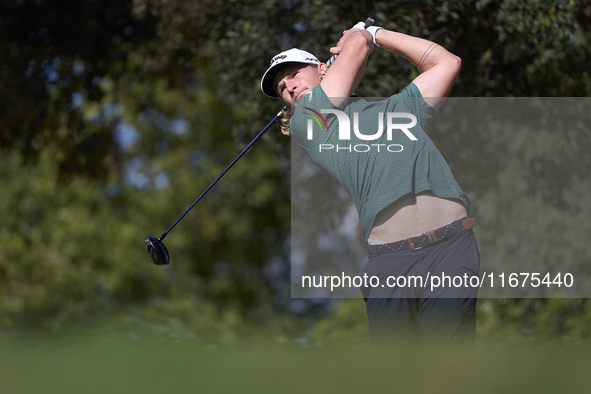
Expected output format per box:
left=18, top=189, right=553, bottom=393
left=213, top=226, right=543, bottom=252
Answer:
left=270, top=54, right=287, bottom=66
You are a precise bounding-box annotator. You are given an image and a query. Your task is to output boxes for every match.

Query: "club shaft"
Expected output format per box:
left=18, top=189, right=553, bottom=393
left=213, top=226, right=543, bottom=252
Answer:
left=159, top=108, right=286, bottom=241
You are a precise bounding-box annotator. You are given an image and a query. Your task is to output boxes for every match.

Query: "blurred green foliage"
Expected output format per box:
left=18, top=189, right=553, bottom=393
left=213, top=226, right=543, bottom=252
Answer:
left=2, top=335, right=591, bottom=394
left=3, top=335, right=591, bottom=394
left=1, top=0, right=591, bottom=347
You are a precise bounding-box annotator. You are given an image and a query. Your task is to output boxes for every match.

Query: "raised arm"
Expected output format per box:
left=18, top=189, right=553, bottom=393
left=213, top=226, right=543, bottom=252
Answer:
left=320, top=28, right=374, bottom=104
left=374, top=29, right=461, bottom=109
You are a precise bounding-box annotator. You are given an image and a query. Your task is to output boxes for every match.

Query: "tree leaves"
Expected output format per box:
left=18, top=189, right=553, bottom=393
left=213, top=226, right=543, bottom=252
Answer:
left=2, top=0, right=591, bottom=342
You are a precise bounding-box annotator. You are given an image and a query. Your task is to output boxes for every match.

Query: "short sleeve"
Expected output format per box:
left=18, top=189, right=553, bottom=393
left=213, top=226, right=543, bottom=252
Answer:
left=392, top=83, right=437, bottom=128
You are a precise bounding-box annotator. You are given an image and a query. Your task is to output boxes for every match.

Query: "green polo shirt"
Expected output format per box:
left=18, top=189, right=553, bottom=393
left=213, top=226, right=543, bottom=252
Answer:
left=290, top=83, right=470, bottom=240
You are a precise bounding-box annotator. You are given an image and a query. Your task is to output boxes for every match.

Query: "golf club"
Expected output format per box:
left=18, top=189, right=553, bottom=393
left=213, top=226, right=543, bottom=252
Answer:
left=145, top=17, right=375, bottom=266
left=145, top=108, right=285, bottom=265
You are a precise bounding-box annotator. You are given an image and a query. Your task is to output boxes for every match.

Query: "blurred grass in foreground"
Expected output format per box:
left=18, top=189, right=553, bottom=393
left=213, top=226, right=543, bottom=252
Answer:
left=0, top=330, right=589, bottom=394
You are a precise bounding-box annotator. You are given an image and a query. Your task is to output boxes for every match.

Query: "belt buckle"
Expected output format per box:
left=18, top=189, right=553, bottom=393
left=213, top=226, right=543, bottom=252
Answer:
left=407, top=238, right=428, bottom=251
left=413, top=243, right=429, bottom=251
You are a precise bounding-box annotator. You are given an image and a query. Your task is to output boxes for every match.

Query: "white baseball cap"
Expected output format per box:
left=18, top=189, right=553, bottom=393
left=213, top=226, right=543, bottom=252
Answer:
left=261, top=48, right=320, bottom=98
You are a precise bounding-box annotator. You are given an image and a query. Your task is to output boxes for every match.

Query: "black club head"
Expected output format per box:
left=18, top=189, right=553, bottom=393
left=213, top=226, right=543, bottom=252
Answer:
left=145, top=236, right=170, bottom=266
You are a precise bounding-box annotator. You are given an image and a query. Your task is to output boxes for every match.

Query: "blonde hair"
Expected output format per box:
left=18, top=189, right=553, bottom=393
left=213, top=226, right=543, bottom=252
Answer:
left=280, top=106, right=292, bottom=136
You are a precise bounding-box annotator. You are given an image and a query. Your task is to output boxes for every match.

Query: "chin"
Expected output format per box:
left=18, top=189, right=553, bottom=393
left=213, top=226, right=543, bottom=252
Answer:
left=293, top=92, right=307, bottom=106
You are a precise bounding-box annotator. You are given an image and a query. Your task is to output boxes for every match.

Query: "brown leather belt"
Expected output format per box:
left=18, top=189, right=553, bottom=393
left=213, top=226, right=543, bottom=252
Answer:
left=367, top=217, right=477, bottom=256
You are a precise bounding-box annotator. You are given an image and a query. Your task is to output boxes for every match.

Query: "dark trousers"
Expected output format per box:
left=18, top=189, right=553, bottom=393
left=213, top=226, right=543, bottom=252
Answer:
left=362, top=229, right=480, bottom=345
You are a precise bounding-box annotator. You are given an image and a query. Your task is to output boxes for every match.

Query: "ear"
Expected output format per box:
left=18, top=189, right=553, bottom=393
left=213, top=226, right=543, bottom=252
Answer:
left=317, top=63, right=328, bottom=80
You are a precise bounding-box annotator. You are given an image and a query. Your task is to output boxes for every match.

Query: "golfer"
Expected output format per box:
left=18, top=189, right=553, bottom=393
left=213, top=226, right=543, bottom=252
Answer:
left=261, top=22, right=479, bottom=344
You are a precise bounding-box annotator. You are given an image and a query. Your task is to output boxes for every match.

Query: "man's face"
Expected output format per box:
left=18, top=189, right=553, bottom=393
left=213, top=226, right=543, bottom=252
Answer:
left=274, top=63, right=322, bottom=106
